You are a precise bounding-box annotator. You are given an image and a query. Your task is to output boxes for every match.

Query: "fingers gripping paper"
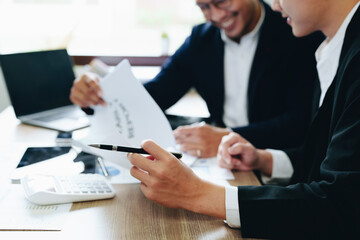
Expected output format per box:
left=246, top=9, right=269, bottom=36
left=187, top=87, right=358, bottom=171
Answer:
left=79, top=60, right=175, bottom=169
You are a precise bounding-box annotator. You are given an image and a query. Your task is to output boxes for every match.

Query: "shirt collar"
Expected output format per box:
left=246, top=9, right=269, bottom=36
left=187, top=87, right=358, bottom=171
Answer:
left=221, top=2, right=265, bottom=45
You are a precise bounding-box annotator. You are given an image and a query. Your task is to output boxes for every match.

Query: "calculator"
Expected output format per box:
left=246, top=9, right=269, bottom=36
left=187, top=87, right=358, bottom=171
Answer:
left=22, top=174, right=115, bottom=205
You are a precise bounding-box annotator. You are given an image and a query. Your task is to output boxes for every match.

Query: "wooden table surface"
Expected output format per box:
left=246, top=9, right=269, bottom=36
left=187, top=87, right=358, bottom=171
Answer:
left=0, top=107, right=261, bottom=240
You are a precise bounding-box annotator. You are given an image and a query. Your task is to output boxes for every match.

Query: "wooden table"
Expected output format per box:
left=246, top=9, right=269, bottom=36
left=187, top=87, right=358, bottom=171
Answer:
left=0, top=107, right=260, bottom=240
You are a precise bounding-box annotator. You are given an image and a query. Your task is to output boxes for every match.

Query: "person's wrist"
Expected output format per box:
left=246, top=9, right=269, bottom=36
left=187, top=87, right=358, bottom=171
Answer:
left=217, top=127, right=232, bottom=142
left=214, top=126, right=232, bottom=135
left=188, top=180, right=226, bottom=220
left=224, top=127, right=232, bottom=135
left=256, top=149, right=273, bottom=177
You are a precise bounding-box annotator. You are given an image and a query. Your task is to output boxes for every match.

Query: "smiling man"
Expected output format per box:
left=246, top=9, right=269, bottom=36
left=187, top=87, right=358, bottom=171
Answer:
left=197, top=0, right=261, bottom=42
left=71, top=0, right=322, bottom=158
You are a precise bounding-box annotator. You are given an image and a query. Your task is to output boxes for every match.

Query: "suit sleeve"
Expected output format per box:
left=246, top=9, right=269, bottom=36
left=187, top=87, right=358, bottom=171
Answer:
left=143, top=28, right=198, bottom=111
left=237, top=56, right=360, bottom=239
left=231, top=33, right=323, bottom=150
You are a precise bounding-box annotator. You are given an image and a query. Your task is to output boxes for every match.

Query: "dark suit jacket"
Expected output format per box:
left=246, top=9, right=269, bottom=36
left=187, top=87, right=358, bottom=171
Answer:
left=144, top=2, right=323, bottom=149
left=238, top=6, right=360, bottom=239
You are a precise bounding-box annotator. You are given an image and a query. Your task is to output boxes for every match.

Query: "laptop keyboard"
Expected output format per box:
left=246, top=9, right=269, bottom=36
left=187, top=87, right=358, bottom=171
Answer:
left=33, top=110, right=84, bottom=122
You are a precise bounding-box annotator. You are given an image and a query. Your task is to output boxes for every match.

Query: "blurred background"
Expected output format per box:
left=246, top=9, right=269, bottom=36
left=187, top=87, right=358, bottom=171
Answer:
left=0, top=0, right=273, bottom=112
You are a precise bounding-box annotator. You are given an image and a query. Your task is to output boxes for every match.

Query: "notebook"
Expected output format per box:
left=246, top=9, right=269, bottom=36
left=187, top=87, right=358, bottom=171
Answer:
left=0, top=49, right=89, bottom=132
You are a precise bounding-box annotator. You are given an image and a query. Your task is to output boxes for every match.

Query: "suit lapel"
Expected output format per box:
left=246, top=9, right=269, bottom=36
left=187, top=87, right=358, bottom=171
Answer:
left=301, top=78, right=336, bottom=182
left=311, top=80, right=322, bottom=119
left=339, top=5, right=360, bottom=63
left=307, top=79, right=335, bottom=141
left=206, top=29, right=225, bottom=126
left=247, top=4, right=275, bottom=117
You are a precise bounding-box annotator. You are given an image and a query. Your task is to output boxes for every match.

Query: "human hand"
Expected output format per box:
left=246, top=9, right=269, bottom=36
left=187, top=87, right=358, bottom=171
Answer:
left=217, top=132, right=260, bottom=171
left=173, top=123, right=231, bottom=158
left=70, top=72, right=106, bottom=108
left=128, top=140, right=226, bottom=219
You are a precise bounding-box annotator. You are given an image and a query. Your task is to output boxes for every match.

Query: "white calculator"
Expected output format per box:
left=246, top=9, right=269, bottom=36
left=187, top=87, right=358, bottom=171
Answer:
left=22, top=174, right=115, bottom=205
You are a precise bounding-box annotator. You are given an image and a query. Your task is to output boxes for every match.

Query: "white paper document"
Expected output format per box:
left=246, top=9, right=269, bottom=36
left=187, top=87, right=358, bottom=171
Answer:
left=0, top=185, right=71, bottom=230
left=78, top=60, right=197, bottom=170
left=102, top=161, right=140, bottom=184
left=191, top=157, right=234, bottom=184
left=74, top=60, right=232, bottom=184
left=91, top=59, right=174, bottom=146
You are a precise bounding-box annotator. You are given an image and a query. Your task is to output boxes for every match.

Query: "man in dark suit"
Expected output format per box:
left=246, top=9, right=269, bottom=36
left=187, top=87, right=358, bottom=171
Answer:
left=128, top=0, right=360, bottom=239
left=70, top=0, right=321, bottom=158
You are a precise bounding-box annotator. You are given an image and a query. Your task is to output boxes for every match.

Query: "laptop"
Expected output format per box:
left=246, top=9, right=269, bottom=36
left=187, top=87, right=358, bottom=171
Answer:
left=0, top=49, right=89, bottom=132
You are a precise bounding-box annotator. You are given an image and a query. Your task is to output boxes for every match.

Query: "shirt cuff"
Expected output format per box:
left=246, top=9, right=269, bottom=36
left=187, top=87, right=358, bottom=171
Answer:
left=261, top=149, right=293, bottom=185
left=225, top=186, right=241, bottom=228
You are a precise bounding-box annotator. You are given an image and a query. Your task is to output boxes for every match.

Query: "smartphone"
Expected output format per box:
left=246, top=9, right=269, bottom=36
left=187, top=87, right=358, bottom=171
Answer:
left=16, top=147, right=72, bottom=168
left=56, top=131, right=73, bottom=145
left=11, top=147, right=107, bottom=183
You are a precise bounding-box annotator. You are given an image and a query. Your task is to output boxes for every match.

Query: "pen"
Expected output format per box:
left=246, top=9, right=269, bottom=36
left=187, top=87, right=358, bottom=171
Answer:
left=88, top=144, right=182, bottom=159
left=96, top=157, right=109, bottom=177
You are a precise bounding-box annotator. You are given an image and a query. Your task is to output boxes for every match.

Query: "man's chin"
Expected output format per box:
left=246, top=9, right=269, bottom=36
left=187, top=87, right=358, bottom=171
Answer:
left=225, top=32, right=241, bottom=42
left=292, top=27, right=314, bottom=38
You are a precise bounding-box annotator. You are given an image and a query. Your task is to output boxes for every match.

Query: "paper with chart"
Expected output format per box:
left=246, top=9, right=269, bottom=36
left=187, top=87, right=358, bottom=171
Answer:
left=191, top=157, right=234, bottom=183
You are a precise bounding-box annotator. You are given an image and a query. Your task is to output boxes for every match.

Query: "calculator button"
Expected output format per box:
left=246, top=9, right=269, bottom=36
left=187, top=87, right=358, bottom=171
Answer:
left=23, top=174, right=115, bottom=205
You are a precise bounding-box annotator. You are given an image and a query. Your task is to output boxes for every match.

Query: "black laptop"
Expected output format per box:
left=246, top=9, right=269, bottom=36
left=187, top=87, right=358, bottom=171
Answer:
left=0, top=49, right=89, bottom=132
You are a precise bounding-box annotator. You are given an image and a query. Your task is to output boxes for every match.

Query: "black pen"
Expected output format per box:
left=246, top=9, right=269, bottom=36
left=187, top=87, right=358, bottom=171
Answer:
left=88, top=144, right=182, bottom=159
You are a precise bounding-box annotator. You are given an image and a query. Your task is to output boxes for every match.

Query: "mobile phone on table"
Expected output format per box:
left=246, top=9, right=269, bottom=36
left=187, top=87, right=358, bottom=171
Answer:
left=11, top=147, right=108, bottom=183
left=56, top=131, right=73, bottom=145
left=16, top=146, right=72, bottom=168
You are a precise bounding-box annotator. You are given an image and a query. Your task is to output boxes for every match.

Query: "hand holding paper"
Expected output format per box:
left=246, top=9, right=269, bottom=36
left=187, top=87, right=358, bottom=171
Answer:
left=79, top=60, right=176, bottom=169
left=75, top=59, right=232, bottom=182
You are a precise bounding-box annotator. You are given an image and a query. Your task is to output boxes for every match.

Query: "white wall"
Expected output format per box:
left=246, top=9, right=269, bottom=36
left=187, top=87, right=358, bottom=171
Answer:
left=0, top=67, right=10, bottom=112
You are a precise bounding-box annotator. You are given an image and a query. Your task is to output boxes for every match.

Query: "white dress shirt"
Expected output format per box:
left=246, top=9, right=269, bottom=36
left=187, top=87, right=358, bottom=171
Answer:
left=224, top=2, right=360, bottom=228
left=221, top=4, right=265, bottom=128
left=222, top=4, right=265, bottom=228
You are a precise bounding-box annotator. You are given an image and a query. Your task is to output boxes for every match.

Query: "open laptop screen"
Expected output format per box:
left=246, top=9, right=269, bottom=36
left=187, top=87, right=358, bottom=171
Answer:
left=0, top=49, right=75, bottom=117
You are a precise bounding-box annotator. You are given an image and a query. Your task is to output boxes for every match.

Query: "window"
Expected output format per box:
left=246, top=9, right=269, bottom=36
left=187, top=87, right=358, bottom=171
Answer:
left=0, top=0, right=203, bottom=56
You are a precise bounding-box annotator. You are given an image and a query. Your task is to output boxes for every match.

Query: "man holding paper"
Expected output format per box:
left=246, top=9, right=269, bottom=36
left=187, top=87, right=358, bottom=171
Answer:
left=70, top=0, right=322, bottom=158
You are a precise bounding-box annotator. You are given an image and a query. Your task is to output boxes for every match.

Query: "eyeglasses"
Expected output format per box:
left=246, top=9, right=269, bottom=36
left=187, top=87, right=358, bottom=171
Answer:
left=196, top=0, right=233, bottom=15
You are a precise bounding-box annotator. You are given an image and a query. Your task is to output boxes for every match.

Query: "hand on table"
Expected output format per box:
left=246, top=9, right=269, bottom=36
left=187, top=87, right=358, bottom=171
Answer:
left=128, top=140, right=226, bottom=219
left=173, top=123, right=231, bottom=158
left=217, top=132, right=259, bottom=171
left=217, top=132, right=273, bottom=176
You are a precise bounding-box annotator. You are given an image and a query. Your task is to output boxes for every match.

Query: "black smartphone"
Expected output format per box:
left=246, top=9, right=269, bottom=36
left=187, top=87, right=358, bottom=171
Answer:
left=56, top=131, right=73, bottom=144
left=16, top=147, right=107, bottom=174
left=16, top=146, right=72, bottom=168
